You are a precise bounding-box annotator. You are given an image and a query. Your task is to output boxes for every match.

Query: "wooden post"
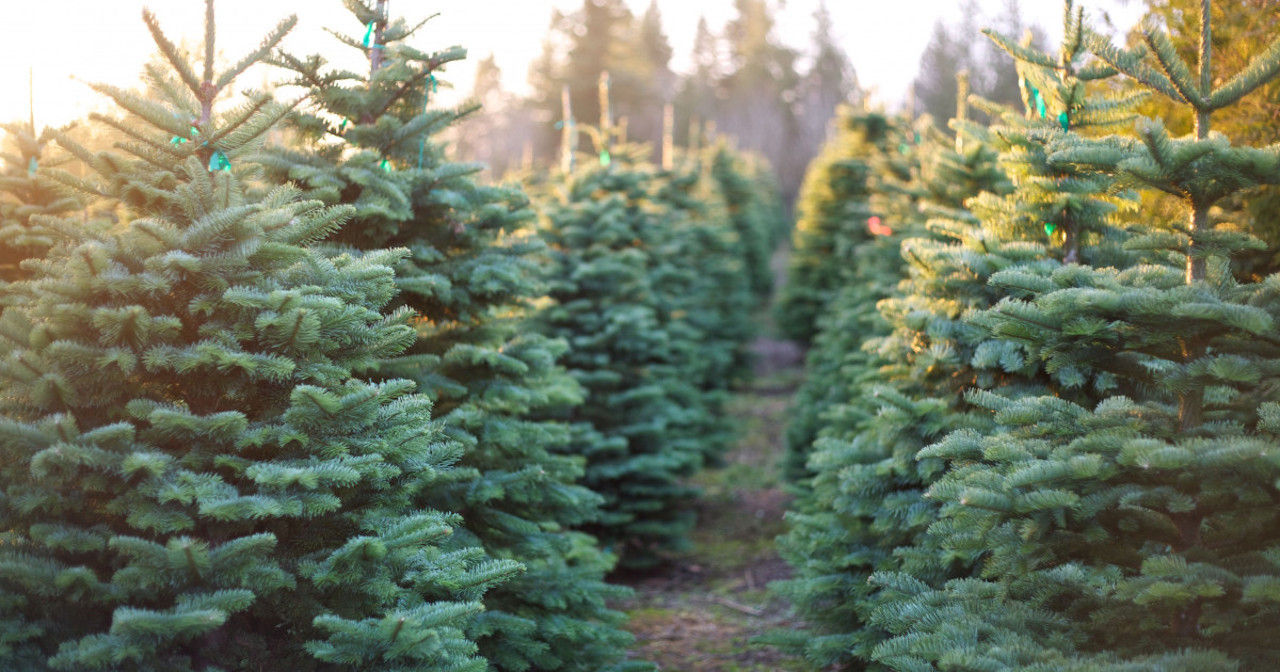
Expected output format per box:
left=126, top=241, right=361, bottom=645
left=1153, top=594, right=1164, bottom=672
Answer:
left=599, top=71, right=612, bottom=160
left=662, top=103, right=674, bottom=170
left=560, top=85, right=576, bottom=173
left=955, top=69, right=969, bottom=153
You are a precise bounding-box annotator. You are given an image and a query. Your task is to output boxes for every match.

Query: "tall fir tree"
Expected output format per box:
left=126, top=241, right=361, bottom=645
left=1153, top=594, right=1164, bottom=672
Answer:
left=868, top=3, right=1280, bottom=669
left=708, top=142, right=782, bottom=303
left=0, top=3, right=518, bottom=669
left=771, top=6, right=1149, bottom=664
left=254, top=3, right=648, bottom=670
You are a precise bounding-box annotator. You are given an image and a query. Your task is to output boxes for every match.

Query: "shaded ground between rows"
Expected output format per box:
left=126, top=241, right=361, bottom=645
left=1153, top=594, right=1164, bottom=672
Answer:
left=615, top=327, right=809, bottom=671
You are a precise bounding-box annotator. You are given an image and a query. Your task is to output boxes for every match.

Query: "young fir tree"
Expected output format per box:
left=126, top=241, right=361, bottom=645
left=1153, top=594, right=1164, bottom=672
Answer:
left=531, top=134, right=720, bottom=569
left=707, top=142, right=781, bottom=304
left=770, top=102, right=1021, bottom=667
left=774, top=108, right=893, bottom=344
left=779, top=112, right=928, bottom=482
left=0, top=123, right=79, bottom=284
left=651, top=146, right=755, bottom=421
left=0, top=4, right=519, bottom=670
left=869, top=3, right=1280, bottom=669
left=255, top=4, right=646, bottom=670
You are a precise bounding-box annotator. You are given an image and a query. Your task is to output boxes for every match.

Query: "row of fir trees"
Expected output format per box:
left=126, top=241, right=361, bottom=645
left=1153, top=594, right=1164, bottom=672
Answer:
left=775, top=1, right=1280, bottom=670
left=0, top=1, right=785, bottom=669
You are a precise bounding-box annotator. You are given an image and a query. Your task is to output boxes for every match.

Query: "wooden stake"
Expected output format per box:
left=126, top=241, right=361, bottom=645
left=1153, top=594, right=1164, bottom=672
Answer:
left=599, top=71, right=612, bottom=160
left=28, top=67, right=35, bottom=134
left=662, top=103, right=674, bottom=170
left=560, top=84, right=576, bottom=173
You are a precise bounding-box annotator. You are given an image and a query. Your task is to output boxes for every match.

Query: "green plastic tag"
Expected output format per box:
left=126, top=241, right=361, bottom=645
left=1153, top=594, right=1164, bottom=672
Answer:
left=208, top=150, right=231, bottom=172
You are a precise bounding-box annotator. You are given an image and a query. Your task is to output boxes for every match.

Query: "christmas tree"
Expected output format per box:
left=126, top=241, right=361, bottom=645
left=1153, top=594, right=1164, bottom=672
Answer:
left=771, top=102, right=1019, bottom=666
left=774, top=108, right=892, bottom=344
left=0, top=122, right=79, bottom=284
left=870, top=2, right=1280, bottom=669
left=779, top=112, right=927, bottom=482
left=255, top=3, right=647, bottom=670
left=532, top=143, right=707, bottom=569
left=0, top=3, right=518, bottom=669
left=707, top=143, right=783, bottom=303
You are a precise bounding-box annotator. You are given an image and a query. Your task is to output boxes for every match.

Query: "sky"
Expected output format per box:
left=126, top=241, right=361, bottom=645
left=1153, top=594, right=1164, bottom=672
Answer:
left=0, top=0, right=1147, bottom=129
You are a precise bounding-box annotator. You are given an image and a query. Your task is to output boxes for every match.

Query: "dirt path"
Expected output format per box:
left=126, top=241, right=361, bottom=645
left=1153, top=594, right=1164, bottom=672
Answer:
left=617, top=332, right=807, bottom=671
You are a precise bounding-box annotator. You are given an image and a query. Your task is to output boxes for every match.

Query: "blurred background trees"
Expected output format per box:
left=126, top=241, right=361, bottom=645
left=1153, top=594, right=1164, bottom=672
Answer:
left=448, top=0, right=1069, bottom=206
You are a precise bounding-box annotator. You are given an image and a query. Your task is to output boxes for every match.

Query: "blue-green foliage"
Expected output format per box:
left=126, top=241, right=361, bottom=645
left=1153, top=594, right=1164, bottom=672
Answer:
left=531, top=143, right=767, bottom=569
left=0, top=6, right=520, bottom=670
left=866, top=6, right=1280, bottom=667
left=774, top=110, right=894, bottom=344
left=776, top=2, right=1280, bottom=670
left=255, top=3, right=648, bottom=670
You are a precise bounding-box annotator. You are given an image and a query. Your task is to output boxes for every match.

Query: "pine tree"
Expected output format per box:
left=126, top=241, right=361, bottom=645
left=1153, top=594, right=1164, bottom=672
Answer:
left=255, top=3, right=646, bottom=670
left=779, top=111, right=937, bottom=482
left=0, top=3, right=518, bottom=669
left=869, top=3, right=1280, bottom=669
left=772, top=8, right=1147, bottom=664
left=654, top=145, right=756, bottom=397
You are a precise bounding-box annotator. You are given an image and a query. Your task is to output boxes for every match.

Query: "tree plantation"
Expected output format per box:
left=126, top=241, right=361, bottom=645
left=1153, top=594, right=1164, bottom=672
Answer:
left=1, top=0, right=1279, bottom=670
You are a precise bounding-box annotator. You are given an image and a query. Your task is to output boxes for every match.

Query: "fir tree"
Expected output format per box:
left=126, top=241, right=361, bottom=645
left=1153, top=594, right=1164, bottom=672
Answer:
left=531, top=142, right=718, bottom=569
left=0, top=123, right=79, bottom=284
left=775, top=108, right=893, bottom=344
left=778, top=111, right=927, bottom=482
left=0, top=3, right=517, bottom=669
left=772, top=9, right=1143, bottom=664
left=771, top=106, right=1018, bottom=667
left=707, top=143, right=782, bottom=303
left=255, top=3, right=647, bottom=670
left=870, top=2, right=1280, bottom=669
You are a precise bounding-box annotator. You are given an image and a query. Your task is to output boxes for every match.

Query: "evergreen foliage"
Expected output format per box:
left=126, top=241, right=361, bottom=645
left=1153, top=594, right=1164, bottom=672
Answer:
left=0, top=4, right=517, bottom=669
left=778, top=112, right=928, bottom=482
left=708, top=143, right=783, bottom=302
left=531, top=148, right=707, bottom=569
left=530, top=138, right=765, bottom=569
left=0, top=124, right=79, bottom=284
left=770, top=109, right=1015, bottom=668
left=772, top=6, right=1141, bottom=666
left=254, top=3, right=647, bottom=670
left=774, top=108, right=892, bottom=344
left=855, top=3, right=1280, bottom=669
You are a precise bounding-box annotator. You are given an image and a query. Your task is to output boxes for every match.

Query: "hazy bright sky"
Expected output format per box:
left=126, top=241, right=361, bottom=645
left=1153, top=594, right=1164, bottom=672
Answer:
left=2, top=1, right=1146, bottom=129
